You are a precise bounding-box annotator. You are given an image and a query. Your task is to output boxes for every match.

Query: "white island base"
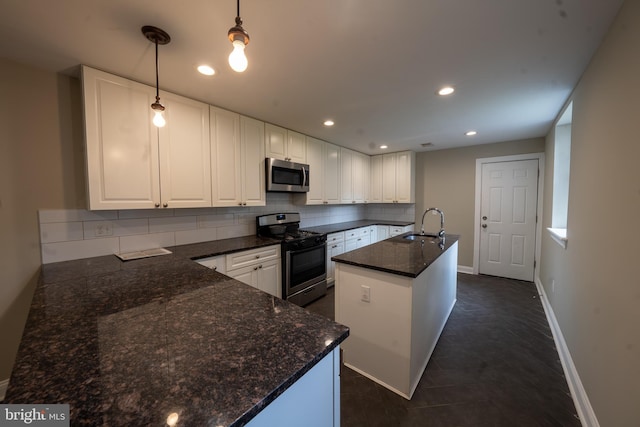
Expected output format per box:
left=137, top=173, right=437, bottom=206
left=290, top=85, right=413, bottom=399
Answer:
left=335, top=241, right=458, bottom=399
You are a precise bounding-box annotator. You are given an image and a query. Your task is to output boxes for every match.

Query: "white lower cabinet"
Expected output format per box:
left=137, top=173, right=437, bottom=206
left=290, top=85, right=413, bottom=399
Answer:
left=326, top=232, right=346, bottom=285
left=227, top=259, right=280, bottom=297
left=246, top=346, right=341, bottom=427
left=225, top=245, right=281, bottom=298
left=376, top=225, right=390, bottom=242
left=196, top=255, right=226, bottom=274
left=390, top=224, right=414, bottom=236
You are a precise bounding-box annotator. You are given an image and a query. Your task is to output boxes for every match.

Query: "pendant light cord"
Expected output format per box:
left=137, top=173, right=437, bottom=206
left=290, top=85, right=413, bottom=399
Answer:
left=155, top=39, right=160, bottom=100
left=237, top=0, right=240, bottom=17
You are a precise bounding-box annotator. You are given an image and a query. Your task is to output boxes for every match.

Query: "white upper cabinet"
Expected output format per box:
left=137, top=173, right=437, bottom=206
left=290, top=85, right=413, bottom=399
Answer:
left=158, top=91, right=212, bottom=208
left=211, top=107, right=265, bottom=207
left=240, top=116, right=266, bottom=206
left=210, top=106, right=241, bottom=206
left=340, top=148, right=368, bottom=204
left=82, top=66, right=210, bottom=210
left=370, top=155, right=383, bottom=203
left=305, top=137, right=340, bottom=205
left=265, top=123, right=306, bottom=163
left=379, top=151, right=416, bottom=204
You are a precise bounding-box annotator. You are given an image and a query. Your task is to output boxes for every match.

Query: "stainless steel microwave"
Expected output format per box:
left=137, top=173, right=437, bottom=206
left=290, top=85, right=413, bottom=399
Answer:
left=266, top=158, right=310, bottom=193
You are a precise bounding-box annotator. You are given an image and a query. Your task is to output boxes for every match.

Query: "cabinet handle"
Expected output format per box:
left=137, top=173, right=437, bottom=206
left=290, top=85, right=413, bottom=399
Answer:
left=238, top=202, right=243, bottom=206
left=254, top=266, right=258, bottom=271
left=163, top=203, right=168, bottom=208
left=155, top=203, right=160, bottom=208
left=352, top=201, right=356, bottom=204
left=323, top=201, right=328, bottom=204
left=255, top=255, right=260, bottom=259
left=332, top=245, right=337, bottom=248
left=259, top=265, right=263, bottom=269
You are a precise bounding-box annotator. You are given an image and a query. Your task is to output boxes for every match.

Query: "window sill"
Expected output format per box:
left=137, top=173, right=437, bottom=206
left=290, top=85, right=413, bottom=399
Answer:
left=547, top=228, right=567, bottom=249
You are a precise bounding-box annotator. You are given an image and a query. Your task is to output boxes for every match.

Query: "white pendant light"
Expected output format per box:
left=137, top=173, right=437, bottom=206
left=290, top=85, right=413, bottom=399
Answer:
left=142, top=26, right=171, bottom=127
left=228, top=0, right=250, bottom=72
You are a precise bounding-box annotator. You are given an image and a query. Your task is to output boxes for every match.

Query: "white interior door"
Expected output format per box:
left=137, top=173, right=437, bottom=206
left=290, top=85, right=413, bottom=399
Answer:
left=479, top=159, right=538, bottom=281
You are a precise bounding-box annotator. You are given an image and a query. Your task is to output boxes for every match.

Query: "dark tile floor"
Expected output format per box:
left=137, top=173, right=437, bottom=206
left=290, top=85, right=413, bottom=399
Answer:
left=305, top=274, right=581, bottom=427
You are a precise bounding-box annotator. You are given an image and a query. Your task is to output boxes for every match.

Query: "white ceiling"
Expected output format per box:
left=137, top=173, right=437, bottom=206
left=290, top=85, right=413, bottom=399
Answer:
left=0, top=0, right=624, bottom=154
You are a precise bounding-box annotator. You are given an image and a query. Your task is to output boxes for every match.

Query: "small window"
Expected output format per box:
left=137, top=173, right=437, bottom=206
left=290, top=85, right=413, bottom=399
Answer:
left=549, top=102, right=572, bottom=248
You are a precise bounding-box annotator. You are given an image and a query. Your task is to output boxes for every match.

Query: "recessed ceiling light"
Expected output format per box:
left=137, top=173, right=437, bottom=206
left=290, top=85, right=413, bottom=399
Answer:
left=323, top=120, right=335, bottom=127
left=465, top=130, right=477, bottom=136
left=197, top=65, right=215, bottom=76
left=380, top=145, right=388, bottom=149
left=438, top=86, right=455, bottom=96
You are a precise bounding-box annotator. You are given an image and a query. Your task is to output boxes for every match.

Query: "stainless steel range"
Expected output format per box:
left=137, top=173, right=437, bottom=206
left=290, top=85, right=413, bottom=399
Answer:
left=256, top=213, right=327, bottom=306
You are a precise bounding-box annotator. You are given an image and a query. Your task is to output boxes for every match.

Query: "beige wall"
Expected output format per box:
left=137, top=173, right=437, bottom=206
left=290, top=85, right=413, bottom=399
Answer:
left=415, top=138, right=545, bottom=267
left=0, top=58, right=86, bottom=380
left=540, top=1, right=640, bottom=425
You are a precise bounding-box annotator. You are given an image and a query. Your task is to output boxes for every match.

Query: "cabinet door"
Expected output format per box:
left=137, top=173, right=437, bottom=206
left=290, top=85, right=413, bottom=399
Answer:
left=352, top=152, right=365, bottom=203
left=340, top=148, right=354, bottom=203
left=382, top=153, right=397, bottom=203
left=287, top=130, right=307, bottom=163
left=327, top=241, right=345, bottom=284
left=305, top=137, right=325, bottom=205
left=344, top=238, right=358, bottom=252
left=158, top=91, right=211, bottom=208
left=257, top=259, right=281, bottom=298
left=265, top=123, right=287, bottom=160
left=82, top=66, right=160, bottom=210
left=227, top=265, right=258, bottom=288
left=197, top=255, right=226, bottom=274
left=395, top=151, right=415, bottom=203
left=324, top=143, right=340, bottom=204
left=377, top=225, right=390, bottom=241
left=370, top=155, right=383, bottom=203
left=211, top=106, right=242, bottom=206
left=241, top=116, right=266, bottom=206
left=369, top=226, right=377, bottom=243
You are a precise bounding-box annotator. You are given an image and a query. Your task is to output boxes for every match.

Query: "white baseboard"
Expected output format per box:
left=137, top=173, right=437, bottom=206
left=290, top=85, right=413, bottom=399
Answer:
left=0, top=378, right=8, bottom=401
left=457, top=265, right=474, bottom=274
left=534, top=277, right=598, bottom=427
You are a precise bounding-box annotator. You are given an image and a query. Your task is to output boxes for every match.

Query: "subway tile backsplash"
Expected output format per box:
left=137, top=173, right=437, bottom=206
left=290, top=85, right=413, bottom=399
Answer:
left=38, top=194, right=415, bottom=264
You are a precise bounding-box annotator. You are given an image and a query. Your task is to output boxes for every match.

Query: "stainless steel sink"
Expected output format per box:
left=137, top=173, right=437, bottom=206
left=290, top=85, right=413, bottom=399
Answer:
left=403, top=233, right=440, bottom=241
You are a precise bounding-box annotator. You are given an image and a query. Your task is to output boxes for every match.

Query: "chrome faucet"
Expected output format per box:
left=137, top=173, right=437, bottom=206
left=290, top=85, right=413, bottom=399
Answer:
left=420, top=207, right=445, bottom=238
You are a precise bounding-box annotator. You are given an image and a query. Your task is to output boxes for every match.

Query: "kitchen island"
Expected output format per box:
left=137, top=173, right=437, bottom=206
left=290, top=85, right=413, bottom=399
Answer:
left=5, top=236, right=349, bottom=426
left=332, top=232, right=459, bottom=399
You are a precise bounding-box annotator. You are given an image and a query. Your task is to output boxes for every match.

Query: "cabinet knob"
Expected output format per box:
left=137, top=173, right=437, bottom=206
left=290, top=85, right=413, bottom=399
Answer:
left=155, top=203, right=160, bottom=208
left=243, top=202, right=247, bottom=206
left=482, top=224, right=488, bottom=229
left=352, top=201, right=356, bottom=204
left=238, top=202, right=243, bottom=206
left=163, top=203, right=168, bottom=208
left=255, top=255, right=260, bottom=259
left=258, top=265, right=263, bottom=269
left=254, top=266, right=258, bottom=271
left=212, top=266, right=217, bottom=271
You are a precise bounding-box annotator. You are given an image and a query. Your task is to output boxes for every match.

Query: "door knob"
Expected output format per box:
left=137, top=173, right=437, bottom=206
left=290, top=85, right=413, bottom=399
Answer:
left=482, top=224, right=487, bottom=229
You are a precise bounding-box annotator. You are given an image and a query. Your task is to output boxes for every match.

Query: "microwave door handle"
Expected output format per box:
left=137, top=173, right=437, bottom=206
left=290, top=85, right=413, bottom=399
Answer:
left=301, top=167, right=307, bottom=187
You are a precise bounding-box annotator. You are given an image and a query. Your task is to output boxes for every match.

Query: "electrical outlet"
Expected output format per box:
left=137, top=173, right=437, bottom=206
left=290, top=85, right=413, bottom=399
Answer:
left=361, top=285, right=371, bottom=303
left=94, top=223, right=113, bottom=237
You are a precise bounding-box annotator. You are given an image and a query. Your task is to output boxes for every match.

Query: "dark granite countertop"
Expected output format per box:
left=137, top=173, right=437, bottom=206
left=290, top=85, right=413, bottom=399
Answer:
left=5, top=235, right=349, bottom=426
left=332, top=233, right=460, bottom=278
left=302, top=219, right=414, bottom=235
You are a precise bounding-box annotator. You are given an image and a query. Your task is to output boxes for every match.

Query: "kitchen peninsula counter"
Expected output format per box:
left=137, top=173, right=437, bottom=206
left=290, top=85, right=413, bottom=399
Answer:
left=5, top=235, right=349, bottom=426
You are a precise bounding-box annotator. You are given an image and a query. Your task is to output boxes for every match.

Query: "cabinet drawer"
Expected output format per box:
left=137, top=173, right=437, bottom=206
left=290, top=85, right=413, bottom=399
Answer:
left=226, top=245, right=280, bottom=271
left=345, top=227, right=368, bottom=239
left=327, top=232, right=345, bottom=244
left=197, top=255, right=226, bottom=274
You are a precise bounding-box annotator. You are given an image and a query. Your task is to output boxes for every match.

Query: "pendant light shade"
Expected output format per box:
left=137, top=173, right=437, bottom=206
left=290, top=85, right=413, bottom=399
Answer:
left=142, top=25, right=171, bottom=127
left=228, top=0, right=250, bottom=72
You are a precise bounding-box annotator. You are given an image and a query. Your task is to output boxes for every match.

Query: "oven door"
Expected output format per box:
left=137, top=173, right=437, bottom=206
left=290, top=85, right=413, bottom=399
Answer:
left=285, top=243, right=327, bottom=297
